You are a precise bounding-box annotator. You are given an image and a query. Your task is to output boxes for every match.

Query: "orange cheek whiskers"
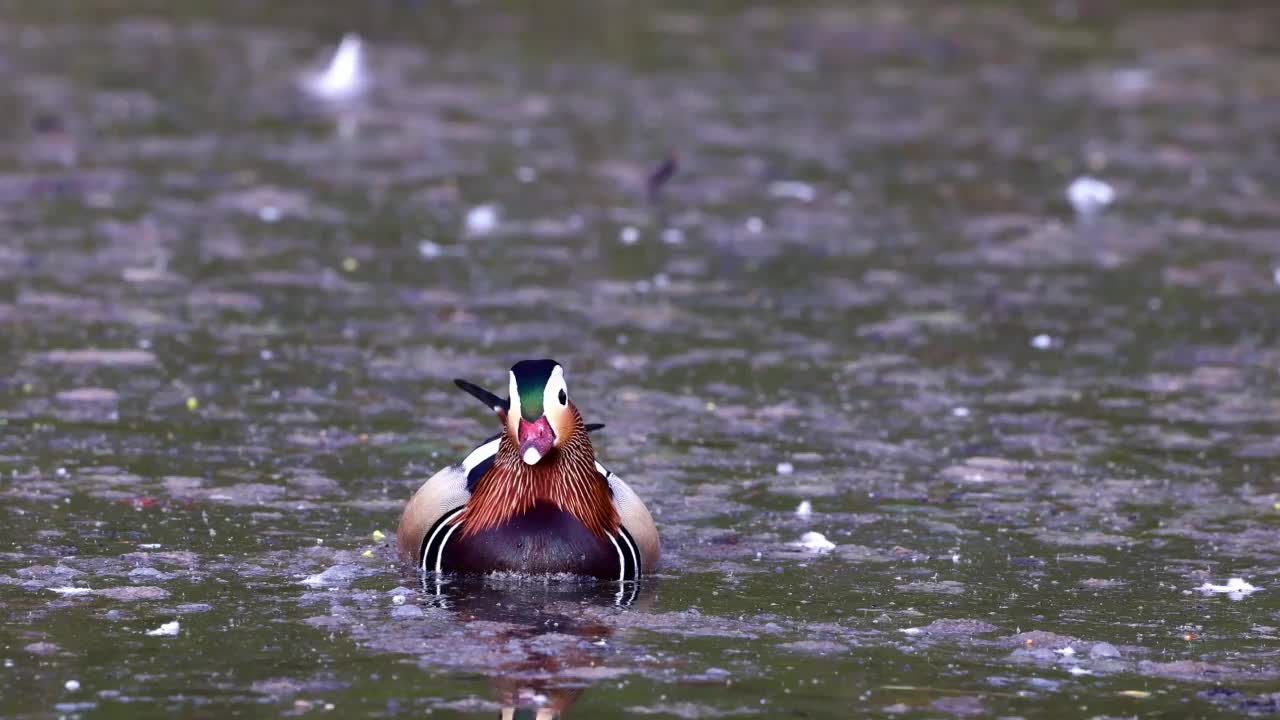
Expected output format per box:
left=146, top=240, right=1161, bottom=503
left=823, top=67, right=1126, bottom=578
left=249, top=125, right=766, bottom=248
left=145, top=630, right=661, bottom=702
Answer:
left=454, top=412, right=619, bottom=539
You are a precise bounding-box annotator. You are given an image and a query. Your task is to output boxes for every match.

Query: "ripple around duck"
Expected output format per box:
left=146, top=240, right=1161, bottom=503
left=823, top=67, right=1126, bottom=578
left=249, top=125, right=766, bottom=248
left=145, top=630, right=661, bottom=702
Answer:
left=2, top=0, right=1280, bottom=717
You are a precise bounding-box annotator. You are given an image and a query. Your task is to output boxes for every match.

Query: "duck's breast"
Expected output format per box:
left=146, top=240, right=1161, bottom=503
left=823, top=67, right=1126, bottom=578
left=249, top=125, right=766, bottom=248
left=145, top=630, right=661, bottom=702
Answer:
left=442, top=501, right=624, bottom=579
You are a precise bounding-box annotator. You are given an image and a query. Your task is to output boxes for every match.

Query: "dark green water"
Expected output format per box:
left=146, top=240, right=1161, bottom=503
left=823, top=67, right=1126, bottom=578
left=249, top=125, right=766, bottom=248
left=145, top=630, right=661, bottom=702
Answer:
left=2, top=1, right=1279, bottom=717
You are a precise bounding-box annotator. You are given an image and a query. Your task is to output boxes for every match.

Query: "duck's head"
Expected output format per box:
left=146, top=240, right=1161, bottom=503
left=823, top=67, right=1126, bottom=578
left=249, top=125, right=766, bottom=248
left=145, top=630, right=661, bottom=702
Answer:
left=505, top=359, right=577, bottom=466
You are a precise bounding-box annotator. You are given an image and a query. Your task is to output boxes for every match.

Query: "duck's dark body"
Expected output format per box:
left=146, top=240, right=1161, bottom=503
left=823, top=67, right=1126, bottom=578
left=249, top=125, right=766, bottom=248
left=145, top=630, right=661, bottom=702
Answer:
left=441, top=502, right=622, bottom=578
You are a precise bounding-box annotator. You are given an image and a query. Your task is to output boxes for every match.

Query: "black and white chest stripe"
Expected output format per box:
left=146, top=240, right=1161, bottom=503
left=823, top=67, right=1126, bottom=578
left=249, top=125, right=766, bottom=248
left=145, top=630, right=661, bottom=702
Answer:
left=597, top=460, right=642, bottom=581
left=419, top=436, right=499, bottom=573
left=416, top=441, right=641, bottom=580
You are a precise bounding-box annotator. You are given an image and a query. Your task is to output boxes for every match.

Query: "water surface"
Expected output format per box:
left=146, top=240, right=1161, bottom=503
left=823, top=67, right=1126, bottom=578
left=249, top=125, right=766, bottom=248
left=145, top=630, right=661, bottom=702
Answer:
left=2, top=1, right=1279, bottom=717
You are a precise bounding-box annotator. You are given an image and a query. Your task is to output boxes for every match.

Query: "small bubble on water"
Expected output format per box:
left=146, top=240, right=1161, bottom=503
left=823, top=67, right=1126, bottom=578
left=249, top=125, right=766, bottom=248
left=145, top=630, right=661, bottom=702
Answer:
left=619, top=226, right=640, bottom=245
left=340, top=257, right=359, bottom=273
left=516, top=166, right=537, bottom=183
left=1066, top=176, right=1114, bottom=217
left=64, top=680, right=80, bottom=691
left=464, top=204, right=500, bottom=236
left=391, top=595, right=406, bottom=606
left=260, top=349, right=274, bottom=361
left=1030, top=334, right=1054, bottom=350
left=776, top=462, right=794, bottom=475
left=1273, top=267, right=1280, bottom=286
left=661, top=227, right=684, bottom=244
left=55, top=467, right=68, bottom=477
left=417, top=240, right=442, bottom=258
left=258, top=205, right=283, bottom=223
left=138, top=338, right=152, bottom=350
left=952, top=407, right=970, bottom=417
left=745, top=217, right=764, bottom=234
left=795, top=500, right=813, bottom=517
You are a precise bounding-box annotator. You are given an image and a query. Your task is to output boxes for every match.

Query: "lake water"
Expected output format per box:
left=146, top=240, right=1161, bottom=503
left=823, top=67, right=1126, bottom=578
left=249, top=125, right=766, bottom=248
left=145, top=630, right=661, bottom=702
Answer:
left=2, top=1, right=1279, bottom=717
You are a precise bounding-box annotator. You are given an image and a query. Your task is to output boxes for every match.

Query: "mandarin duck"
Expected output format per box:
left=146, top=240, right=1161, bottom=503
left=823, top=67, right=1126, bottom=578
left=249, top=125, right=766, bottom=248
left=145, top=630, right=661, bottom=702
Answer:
left=397, top=360, right=659, bottom=580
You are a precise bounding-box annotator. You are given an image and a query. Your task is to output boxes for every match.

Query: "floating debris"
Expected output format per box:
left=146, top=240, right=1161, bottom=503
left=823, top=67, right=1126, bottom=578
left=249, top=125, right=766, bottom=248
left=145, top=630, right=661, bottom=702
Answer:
left=768, top=180, right=816, bottom=202
left=646, top=153, right=678, bottom=200
left=50, top=587, right=94, bottom=595
left=795, top=531, right=835, bottom=552
left=1106, top=68, right=1153, bottom=97
left=1091, top=642, right=1121, bottom=658
left=1196, top=578, right=1260, bottom=600
left=257, top=205, right=283, bottom=223
left=371, top=529, right=386, bottom=541
left=145, top=621, right=180, bottom=637
left=1118, top=690, right=1151, bottom=699
left=300, top=564, right=361, bottom=587
left=795, top=500, right=813, bottom=517
left=1066, top=176, right=1115, bottom=217
left=303, top=33, right=365, bottom=104
left=185, top=396, right=199, bottom=412
left=463, top=204, right=500, bottom=236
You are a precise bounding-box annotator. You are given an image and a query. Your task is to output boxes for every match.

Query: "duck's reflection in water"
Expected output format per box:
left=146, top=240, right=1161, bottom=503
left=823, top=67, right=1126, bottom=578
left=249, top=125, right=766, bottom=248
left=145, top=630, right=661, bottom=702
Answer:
left=417, top=572, right=657, bottom=719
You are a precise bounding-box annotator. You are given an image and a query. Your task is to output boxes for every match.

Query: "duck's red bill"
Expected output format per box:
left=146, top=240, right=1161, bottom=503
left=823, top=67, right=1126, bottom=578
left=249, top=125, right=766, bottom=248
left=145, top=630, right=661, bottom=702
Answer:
left=518, top=417, right=556, bottom=464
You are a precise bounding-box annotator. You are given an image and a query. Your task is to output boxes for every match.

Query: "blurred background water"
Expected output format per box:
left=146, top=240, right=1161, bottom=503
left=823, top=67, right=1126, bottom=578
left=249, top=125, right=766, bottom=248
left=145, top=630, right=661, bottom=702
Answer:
left=1, top=0, right=1279, bottom=718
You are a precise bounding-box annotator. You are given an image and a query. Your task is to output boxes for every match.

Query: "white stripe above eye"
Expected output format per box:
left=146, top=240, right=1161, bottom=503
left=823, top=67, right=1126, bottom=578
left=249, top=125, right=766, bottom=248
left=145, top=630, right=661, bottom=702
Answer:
left=462, top=438, right=499, bottom=473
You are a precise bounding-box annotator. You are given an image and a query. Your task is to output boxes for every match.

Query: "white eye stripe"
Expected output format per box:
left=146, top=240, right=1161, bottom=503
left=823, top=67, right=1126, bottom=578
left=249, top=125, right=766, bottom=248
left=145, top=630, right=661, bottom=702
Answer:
left=508, top=371, right=521, bottom=415
left=543, top=364, right=568, bottom=411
